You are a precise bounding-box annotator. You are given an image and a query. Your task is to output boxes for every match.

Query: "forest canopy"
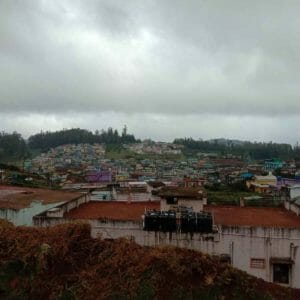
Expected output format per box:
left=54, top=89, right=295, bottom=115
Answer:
left=0, top=127, right=138, bottom=162
left=174, top=138, right=300, bottom=160
left=0, top=132, right=27, bottom=162
left=28, top=126, right=138, bottom=152
left=1, top=128, right=300, bottom=162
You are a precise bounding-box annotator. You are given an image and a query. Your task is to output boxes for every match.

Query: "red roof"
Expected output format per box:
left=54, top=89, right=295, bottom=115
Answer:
left=65, top=201, right=160, bottom=221
left=0, top=185, right=81, bottom=209
left=64, top=200, right=300, bottom=228
left=204, top=205, right=300, bottom=228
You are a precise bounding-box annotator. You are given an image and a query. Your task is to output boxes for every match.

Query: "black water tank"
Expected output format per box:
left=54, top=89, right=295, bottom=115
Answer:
left=196, top=212, right=213, bottom=233
left=144, top=211, right=160, bottom=231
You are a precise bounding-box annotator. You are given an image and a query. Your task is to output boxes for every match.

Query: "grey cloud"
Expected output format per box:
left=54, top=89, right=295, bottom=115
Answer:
left=1, top=111, right=300, bottom=145
left=1, top=0, right=300, bottom=119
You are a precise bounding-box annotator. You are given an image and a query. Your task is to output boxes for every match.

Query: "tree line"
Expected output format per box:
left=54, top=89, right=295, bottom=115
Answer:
left=0, top=127, right=139, bottom=162
left=2, top=129, right=300, bottom=162
left=173, top=138, right=300, bottom=160
left=28, top=127, right=139, bottom=152
left=0, top=132, right=28, bottom=162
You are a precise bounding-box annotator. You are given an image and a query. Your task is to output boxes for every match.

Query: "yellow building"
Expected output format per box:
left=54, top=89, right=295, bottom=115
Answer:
left=247, top=172, right=277, bottom=194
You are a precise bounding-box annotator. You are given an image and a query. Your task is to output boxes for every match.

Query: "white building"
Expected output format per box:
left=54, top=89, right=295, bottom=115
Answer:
left=157, top=186, right=207, bottom=212
left=33, top=191, right=300, bottom=288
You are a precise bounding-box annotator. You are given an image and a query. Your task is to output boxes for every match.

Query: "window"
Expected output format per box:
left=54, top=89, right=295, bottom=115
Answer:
left=273, top=264, right=290, bottom=284
left=166, top=197, right=178, bottom=205
left=220, top=254, right=231, bottom=264
left=250, top=258, right=265, bottom=269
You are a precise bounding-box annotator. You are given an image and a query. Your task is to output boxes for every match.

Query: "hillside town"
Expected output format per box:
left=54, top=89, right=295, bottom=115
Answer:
left=3, top=1, right=300, bottom=298
left=2, top=141, right=297, bottom=193
left=2, top=140, right=300, bottom=291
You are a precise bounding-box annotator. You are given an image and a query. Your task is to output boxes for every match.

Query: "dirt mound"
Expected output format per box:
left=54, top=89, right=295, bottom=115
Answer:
left=0, top=222, right=299, bottom=300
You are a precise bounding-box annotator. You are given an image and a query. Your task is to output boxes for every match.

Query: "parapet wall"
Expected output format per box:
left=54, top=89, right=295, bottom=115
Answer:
left=32, top=207, right=300, bottom=288
left=87, top=220, right=300, bottom=288
left=33, top=193, right=89, bottom=226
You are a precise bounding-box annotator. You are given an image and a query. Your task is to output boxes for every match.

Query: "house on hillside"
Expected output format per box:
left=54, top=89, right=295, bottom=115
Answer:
left=264, top=159, right=283, bottom=171
left=247, top=172, right=277, bottom=194
left=157, top=186, right=207, bottom=212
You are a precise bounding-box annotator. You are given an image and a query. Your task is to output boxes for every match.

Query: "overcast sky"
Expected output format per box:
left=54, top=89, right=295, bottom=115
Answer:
left=1, top=0, right=300, bottom=143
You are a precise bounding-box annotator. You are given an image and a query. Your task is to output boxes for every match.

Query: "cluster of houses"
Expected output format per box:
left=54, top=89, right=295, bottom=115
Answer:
left=28, top=144, right=105, bottom=174
left=3, top=145, right=300, bottom=288
left=125, top=141, right=183, bottom=155
left=2, top=142, right=298, bottom=196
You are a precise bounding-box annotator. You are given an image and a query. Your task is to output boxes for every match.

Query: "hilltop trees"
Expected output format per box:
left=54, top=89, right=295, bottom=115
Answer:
left=0, top=127, right=139, bottom=162
left=28, top=126, right=139, bottom=151
left=174, top=138, right=294, bottom=160
left=0, top=132, right=27, bottom=162
left=2, top=128, right=300, bottom=162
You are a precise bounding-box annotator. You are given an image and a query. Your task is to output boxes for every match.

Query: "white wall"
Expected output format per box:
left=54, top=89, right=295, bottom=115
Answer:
left=34, top=193, right=89, bottom=225
left=160, top=199, right=205, bottom=212
left=89, top=221, right=300, bottom=288
left=290, top=186, right=300, bottom=199
left=33, top=203, right=300, bottom=288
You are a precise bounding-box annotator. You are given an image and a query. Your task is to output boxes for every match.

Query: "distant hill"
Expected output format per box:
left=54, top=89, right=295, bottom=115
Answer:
left=0, top=128, right=139, bottom=163
left=174, top=137, right=298, bottom=160
left=0, top=220, right=298, bottom=299
left=2, top=128, right=300, bottom=162
left=28, top=127, right=139, bottom=152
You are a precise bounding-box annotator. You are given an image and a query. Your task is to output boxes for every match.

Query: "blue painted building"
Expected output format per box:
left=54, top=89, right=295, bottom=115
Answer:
left=264, top=159, right=283, bottom=171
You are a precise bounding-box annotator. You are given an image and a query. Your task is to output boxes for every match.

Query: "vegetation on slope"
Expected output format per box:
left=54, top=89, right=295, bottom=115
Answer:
left=174, top=137, right=300, bottom=160
left=0, top=127, right=139, bottom=163
left=28, top=127, right=138, bottom=152
left=3, top=128, right=300, bottom=163
left=0, top=132, right=28, bottom=163
left=0, top=221, right=299, bottom=300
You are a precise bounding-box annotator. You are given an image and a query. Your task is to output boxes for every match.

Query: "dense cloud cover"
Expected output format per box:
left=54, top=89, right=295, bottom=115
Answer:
left=1, top=1, right=300, bottom=142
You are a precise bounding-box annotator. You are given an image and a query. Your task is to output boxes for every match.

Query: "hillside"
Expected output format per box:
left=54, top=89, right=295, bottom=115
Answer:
left=0, top=220, right=299, bottom=300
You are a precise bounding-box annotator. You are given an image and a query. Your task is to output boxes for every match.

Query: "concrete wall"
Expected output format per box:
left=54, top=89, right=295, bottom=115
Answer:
left=290, top=203, right=300, bottom=216
left=33, top=193, right=89, bottom=225
left=33, top=200, right=300, bottom=288
left=290, top=186, right=300, bottom=200
left=160, top=198, right=205, bottom=212
left=285, top=199, right=300, bottom=216
left=115, top=192, right=160, bottom=202
left=88, top=221, right=300, bottom=288
left=0, top=201, right=65, bottom=226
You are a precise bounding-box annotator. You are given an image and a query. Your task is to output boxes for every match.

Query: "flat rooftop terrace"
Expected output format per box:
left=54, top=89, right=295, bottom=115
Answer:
left=65, top=201, right=300, bottom=228
left=204, top=205, right=300, bottom=228
left=65, top=201, right=160, bottom=221
left=0, top=185, right=82, bottom=209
